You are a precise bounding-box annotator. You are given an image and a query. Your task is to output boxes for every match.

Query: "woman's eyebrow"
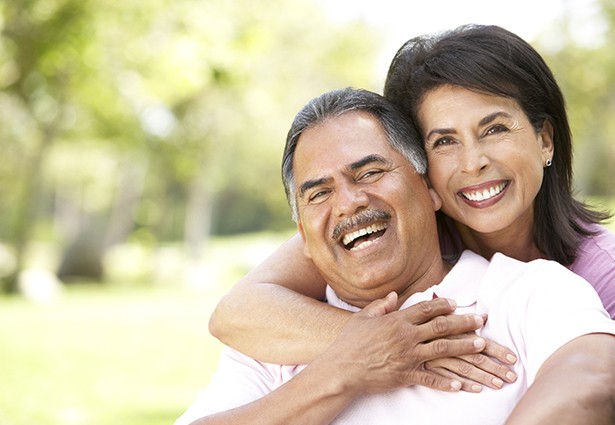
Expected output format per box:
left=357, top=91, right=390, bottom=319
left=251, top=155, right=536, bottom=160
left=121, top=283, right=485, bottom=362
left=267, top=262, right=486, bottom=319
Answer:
left=425, top=111, right=514, bottom=140
left=425, top=127, right=455, bottom=140
left=479, top=111, right=513, bottom=126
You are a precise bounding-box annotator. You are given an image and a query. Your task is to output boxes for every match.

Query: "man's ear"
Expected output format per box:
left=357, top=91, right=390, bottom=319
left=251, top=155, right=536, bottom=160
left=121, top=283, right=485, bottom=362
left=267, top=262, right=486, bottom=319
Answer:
left=540, top=120, right=555, bottom=161
left=297, top=223, right=312, bottom=259
left=429, top=188, right=442, bottom=212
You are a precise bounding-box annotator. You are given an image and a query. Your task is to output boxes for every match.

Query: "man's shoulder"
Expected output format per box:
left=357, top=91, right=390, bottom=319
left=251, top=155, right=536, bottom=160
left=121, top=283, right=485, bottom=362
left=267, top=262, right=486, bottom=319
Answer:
left=490, top=252, right=575, bottom=277
left=483, top=253, right=587, bottom=299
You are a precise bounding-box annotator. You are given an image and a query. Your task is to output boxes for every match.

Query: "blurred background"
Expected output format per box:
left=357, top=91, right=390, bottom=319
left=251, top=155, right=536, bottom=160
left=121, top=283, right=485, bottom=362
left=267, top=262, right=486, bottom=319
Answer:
left=1, top=0, right=614, bottom=424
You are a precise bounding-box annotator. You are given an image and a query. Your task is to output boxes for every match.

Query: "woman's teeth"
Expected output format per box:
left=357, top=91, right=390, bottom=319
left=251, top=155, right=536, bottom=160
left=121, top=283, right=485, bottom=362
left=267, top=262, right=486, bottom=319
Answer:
left=461, top=182, right=507, bottom=202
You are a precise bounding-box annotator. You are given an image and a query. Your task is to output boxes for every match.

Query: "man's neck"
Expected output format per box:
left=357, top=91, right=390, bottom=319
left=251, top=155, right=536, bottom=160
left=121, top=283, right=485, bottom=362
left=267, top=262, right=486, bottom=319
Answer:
left=395, top=258, right=453, bottom=307
left=333, top=256, right=453, bottom=309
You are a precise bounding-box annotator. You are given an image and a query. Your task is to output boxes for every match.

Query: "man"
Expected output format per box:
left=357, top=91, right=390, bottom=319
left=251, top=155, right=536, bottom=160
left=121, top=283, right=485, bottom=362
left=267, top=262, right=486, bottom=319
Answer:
left=176, top=88, right=615, bottom=425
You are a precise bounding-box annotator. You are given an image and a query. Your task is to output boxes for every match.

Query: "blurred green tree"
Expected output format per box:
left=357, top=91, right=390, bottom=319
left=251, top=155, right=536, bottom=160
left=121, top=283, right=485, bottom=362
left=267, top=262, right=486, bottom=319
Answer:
left=538, top=0, right=615, bottom=198
left=0, top=0, right=380, bottom=290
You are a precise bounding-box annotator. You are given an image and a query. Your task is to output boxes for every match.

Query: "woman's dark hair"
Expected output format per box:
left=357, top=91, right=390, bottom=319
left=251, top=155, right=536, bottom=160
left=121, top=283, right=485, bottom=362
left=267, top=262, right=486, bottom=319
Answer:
left=384, top=24, right=610, bottom=265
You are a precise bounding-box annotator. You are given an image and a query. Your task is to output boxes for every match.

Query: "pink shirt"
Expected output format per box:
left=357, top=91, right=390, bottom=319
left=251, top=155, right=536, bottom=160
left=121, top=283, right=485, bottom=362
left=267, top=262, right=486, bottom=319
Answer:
left=440, top=218, right=615, bottom=318
left=175, top=251, right=615, bottom=425
left=569, top=223, right=615, bottom=318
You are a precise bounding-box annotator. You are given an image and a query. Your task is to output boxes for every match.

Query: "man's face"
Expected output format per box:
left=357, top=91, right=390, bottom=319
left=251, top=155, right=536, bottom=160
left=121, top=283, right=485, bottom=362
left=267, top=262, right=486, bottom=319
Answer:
left=294, top=111, right=442, bottom=307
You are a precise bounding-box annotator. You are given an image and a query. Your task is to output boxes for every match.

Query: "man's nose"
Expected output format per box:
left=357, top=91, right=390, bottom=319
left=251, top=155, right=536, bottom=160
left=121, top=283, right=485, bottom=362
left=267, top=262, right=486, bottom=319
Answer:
left=333, top=182, right=369, bottom=217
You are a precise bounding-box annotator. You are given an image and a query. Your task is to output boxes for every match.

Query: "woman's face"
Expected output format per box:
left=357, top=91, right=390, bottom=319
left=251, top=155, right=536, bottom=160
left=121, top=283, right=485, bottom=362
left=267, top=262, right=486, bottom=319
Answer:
left=417, top=85, right=554, bottom=235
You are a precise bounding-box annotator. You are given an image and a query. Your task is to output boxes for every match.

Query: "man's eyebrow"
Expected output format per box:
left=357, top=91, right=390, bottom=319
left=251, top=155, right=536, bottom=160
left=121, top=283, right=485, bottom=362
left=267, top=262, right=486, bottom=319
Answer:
left=298, top=177, right=331, bottom=199
left=348, top=154, right=391, bottom=170
left=297, top=154, right=391, bottom=199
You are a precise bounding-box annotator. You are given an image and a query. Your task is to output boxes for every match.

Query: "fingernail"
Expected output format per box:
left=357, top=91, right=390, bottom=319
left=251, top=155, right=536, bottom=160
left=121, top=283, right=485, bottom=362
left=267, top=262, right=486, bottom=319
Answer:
left=506, top=353, right=517, bottom=364
left=451, top=380, right=462, bottom=391
left=471, top=384, right=482, bottom=392
left=492, top=377, right=504, bottom=388
left=448, top=299, right=457, bottom=308
left=473, top=338, right=485, bottom=349
left=506, top=371, right=517, bottom=382
left=474, top=315, right=483, bottom=327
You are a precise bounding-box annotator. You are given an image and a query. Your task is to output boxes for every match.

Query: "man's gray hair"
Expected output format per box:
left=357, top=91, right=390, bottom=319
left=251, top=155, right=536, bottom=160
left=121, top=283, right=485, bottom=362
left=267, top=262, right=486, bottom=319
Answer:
left=282, top=87, right=427, bottom=222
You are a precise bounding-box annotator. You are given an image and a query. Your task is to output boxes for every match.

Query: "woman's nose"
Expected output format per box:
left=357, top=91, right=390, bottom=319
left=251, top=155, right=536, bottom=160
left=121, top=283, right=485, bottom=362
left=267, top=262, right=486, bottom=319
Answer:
left=460, top=142, right=489, bottom=176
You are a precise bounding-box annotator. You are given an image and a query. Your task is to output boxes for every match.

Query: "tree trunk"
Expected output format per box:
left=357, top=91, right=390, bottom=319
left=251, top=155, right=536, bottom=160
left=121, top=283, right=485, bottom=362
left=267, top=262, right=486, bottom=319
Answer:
left=2, top=123, right=56, bottom=293
left=56, top=159, right=146, bottom=282
left=103, top=159, right=147, bottom=250
left=184, top=168, right=213, bottom=260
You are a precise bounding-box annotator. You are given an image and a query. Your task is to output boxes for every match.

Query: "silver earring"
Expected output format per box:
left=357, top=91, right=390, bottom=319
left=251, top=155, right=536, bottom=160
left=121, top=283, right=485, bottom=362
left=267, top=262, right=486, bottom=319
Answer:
left=545, top=159, right=552, bottom=167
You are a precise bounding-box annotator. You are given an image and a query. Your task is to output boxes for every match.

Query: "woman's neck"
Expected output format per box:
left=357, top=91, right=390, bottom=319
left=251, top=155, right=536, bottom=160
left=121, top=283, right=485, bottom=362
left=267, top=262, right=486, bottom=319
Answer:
left=455, top=220, right=544, bottom=262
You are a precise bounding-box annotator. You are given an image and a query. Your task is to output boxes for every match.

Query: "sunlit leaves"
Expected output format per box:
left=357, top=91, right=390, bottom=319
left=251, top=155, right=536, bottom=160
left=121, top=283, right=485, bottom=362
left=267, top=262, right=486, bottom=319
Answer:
left=0, top=0, right=381, bottom=251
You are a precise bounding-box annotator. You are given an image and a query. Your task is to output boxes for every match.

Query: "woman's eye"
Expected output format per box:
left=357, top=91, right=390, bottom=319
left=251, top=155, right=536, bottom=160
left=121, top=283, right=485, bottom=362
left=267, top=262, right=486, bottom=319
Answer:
left=485, top=124, right=508, bottom=136
left=432, top=137, right=455, bottom=148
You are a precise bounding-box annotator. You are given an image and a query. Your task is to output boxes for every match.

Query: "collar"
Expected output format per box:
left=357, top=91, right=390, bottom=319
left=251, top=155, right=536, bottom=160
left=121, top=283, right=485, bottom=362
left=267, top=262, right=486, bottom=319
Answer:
left=422, top=250, right=489, bottom=308
left=326, top=250, right=489, bottom=311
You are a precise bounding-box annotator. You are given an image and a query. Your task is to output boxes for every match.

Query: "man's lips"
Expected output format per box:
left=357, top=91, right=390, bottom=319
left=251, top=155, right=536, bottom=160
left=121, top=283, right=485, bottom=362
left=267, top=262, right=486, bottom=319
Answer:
left=458, top=180, right=509, bottom=203
left=331, top=210, right=391, bottom=241
left=341, top=222, right=387, bottom=251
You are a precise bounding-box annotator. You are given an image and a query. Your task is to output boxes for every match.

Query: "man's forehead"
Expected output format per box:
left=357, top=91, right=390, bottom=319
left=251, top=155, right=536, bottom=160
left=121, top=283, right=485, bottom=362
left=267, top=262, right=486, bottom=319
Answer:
left=296, top=112, right=391, bottom=157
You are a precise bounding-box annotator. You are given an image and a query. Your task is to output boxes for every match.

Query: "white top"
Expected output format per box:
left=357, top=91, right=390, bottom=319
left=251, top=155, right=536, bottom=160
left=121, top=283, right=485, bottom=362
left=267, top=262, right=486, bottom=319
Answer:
left=175, top=251, right=615, bottom=425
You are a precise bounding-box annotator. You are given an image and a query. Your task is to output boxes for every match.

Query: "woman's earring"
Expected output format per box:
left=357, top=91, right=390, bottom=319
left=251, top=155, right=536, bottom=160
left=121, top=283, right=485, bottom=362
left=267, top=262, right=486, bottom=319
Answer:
left=545, top=159, right=552, bottom=167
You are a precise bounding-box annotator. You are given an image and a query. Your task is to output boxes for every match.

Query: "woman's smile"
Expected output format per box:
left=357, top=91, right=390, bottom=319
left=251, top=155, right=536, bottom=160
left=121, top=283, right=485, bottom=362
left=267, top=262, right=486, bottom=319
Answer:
left=458, top=180, right=510, bottom=207
left=418, top=85, right=553, bottom=236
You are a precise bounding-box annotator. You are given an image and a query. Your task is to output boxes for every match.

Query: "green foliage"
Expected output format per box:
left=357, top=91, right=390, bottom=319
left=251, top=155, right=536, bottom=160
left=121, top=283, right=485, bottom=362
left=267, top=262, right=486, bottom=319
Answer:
left=0, top=0, right=380, bottom=249
left=0, top=0, right=381, bottom=285
left=536, top=0, right=615, bottom=196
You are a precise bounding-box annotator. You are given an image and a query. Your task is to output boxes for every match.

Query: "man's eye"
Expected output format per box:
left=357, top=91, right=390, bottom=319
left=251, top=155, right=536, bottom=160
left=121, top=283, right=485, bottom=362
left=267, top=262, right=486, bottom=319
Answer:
left=359, top=169, right=384, bottom=181
left=308, top=190, right=330, bottom=203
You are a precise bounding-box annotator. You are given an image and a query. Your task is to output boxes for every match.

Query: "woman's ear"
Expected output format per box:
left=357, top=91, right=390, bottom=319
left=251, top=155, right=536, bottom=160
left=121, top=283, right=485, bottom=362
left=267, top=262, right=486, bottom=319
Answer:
left=429, top=188, right=442, bottom=212
left=540, top=120, right=555, bottom=161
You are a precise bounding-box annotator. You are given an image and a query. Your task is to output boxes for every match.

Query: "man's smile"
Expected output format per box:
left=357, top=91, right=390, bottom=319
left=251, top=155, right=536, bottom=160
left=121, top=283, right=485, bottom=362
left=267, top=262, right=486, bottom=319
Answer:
left=342, top=222, right=388, bottom=251
left=331, top=210, right=392, bottom=252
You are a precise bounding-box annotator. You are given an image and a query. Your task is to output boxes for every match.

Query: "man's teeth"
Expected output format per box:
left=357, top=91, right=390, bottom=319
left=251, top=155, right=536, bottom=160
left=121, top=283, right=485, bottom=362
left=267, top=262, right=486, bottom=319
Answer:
left=461, top=182, right=507, bottom=202
left=342, top=223, right=387, bottom=248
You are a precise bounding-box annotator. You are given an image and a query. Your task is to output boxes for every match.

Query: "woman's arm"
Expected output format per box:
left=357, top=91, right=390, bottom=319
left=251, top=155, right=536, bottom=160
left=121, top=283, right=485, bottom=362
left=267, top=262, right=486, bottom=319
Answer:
left=209, top=233, right=518, bottom=388
left=191, top=295, right=490, bottom=425
left=209, top=234, right=348, bottom=364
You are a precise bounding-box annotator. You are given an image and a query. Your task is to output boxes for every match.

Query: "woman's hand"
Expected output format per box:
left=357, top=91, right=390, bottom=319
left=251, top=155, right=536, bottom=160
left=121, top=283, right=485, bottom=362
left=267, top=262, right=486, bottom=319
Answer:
left=319, top=293, right=499, bottom=394
left=424, top=334, right=518, bottom=392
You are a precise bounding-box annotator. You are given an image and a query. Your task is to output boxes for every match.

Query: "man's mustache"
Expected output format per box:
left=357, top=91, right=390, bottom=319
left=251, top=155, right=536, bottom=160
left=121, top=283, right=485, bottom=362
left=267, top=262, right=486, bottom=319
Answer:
left=331, top=210, right=391, bottom=241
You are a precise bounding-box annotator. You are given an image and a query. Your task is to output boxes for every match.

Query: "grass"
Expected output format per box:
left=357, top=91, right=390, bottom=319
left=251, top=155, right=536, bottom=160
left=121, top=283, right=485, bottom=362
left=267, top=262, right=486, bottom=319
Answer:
left=0, top=286, right=225, bottom=425
left=0, top=232, right=293, bottom=425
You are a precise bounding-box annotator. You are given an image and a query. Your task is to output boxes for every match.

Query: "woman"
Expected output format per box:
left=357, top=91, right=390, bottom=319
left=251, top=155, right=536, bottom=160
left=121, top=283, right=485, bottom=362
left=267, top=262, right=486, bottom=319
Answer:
left=209, top=24, right=615, bottom=383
